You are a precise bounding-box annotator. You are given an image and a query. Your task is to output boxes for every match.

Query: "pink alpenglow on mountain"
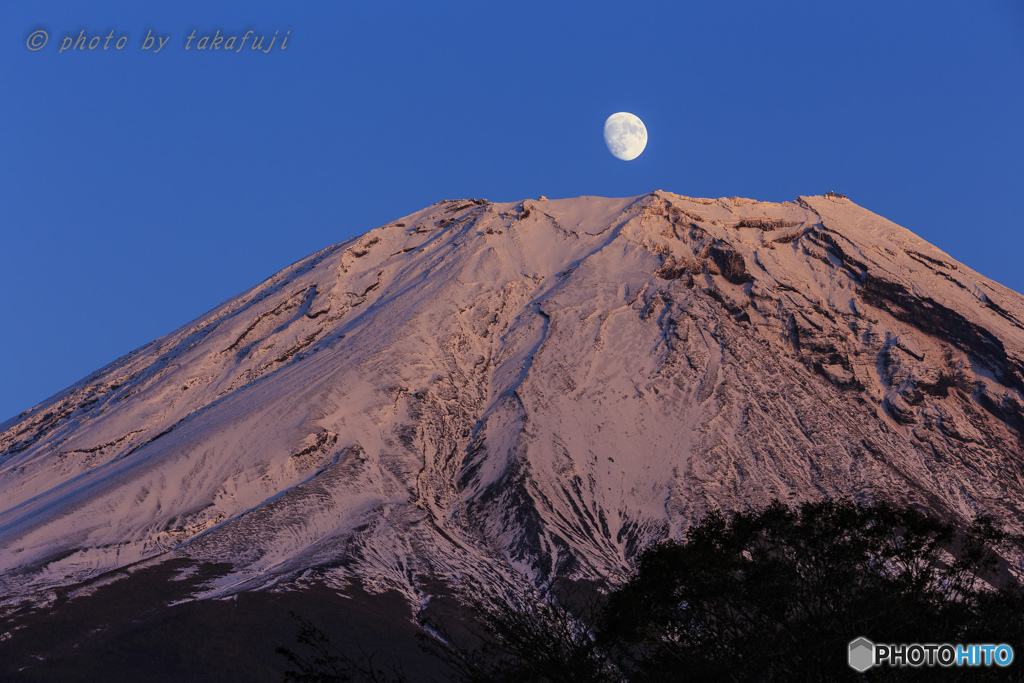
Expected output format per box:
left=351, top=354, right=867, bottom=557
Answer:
left=1, top=192, right=1023, bottom=613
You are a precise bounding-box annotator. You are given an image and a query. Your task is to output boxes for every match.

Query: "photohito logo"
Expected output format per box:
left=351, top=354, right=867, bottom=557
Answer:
left=848, top=637, right=875, bottom=672
left=849, top=637, right=1014, bottom=670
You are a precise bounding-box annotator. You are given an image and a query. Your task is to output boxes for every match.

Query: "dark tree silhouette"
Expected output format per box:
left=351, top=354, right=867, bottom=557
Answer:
left=598, top=499, right=1024, bottom=682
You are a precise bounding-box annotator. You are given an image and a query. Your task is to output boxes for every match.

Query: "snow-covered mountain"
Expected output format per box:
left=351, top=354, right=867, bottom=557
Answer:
left=2, top=191, right=1023, bottom=611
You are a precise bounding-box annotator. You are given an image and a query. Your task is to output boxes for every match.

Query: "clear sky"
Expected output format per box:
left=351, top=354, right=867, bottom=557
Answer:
left=2, top=1, right=1022, bottom=422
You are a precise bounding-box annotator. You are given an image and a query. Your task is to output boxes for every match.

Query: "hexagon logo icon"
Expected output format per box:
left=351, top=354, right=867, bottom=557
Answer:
left=848, top=637, right=875, bottom=672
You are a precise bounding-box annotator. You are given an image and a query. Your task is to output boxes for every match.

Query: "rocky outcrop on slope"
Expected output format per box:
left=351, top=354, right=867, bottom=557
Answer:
left=1, top=192, right=1022, bottom=609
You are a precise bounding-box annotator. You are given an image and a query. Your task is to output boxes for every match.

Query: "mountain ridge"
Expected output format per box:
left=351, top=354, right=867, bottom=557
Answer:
left=2, top=190, right=1022, bottom=611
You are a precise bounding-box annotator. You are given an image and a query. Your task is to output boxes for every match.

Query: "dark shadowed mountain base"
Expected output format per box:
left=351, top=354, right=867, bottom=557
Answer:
left=0, top=558, right=446, bottom=682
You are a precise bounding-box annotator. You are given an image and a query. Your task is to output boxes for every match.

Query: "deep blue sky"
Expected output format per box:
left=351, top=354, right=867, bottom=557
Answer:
left=2, top=1, right=1022, bottom=422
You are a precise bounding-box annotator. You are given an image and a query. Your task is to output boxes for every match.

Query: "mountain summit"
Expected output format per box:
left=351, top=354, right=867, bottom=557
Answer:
left=2, top=192, right=1023, bottom=610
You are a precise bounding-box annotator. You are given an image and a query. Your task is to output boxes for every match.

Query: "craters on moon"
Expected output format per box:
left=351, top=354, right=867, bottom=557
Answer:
left=604, top=112, right=648, bottom=161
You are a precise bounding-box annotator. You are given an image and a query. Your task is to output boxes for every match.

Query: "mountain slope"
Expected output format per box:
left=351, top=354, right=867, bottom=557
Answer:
left=2, top=191, right=1023, bottom=609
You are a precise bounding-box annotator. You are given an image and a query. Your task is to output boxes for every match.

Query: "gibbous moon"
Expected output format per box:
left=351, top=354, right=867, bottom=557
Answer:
left=604, top=112, right=648, bottom=161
